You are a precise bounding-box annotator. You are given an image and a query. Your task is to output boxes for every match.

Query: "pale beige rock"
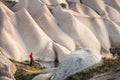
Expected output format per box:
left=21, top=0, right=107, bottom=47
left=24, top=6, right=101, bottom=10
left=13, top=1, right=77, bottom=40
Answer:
left=105, top=5, right=120, bottom=23
left=15, top=8, right=55, bottom=61
left=66, top=0, right=80, bottom=3
left=52, top=6, right=101, bottom=51
left=82, top=0, right=120, bottom=24
left=53, top=43, right=71, bottom=63
left=0, top=7, right=26, bottom=61
left=0, top=50, right=16, bottom=80
left=49, top=0, right=68, bottom=7
left=104, top=19, right=120, bottom=47
left=41, top=0, right=68, bottom=7
left=0, top=3, right=55, bottom=61
left=76, top=16, right=111, bottom=53
left=13, top=0, right=76, bottom=51
left=82, top=0, right=108, bottom=18
left=68, top=1, right=100, bottom=17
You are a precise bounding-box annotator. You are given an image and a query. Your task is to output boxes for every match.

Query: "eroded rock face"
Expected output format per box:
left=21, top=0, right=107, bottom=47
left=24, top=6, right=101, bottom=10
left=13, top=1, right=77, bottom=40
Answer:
left=12, top=0, right=76, bottom=51
left=51, top=49, right=102, bottom=80
left=0, top=50, right=16, bottom=80
left=0, top=0, right=120, bottom=63
left=0, top=0, right=120, bottom=80
left=52, top=6, right=101, bottom=51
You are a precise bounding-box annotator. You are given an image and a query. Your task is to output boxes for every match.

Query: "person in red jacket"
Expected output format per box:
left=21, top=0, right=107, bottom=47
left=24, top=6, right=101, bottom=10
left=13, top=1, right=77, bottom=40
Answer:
left=29, top=52, right=34, bottom=66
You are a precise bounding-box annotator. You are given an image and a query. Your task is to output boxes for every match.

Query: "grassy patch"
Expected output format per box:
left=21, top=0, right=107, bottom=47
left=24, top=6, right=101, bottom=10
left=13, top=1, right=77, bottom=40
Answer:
left=14, top=61, right=46, bottom=80
left=25, top=66, right=46, bottom=71
left=14, top=68, right=38, bottom=80
left=14, top=65, right=46, bottom=80
left=65, top=56, right=120, bottom=80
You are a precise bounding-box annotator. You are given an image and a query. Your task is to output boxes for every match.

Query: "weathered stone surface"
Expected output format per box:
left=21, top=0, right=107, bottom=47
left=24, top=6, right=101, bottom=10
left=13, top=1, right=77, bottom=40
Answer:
left=76, top=17, right=111, bottom=54
left=51, top=49, right=102, bottom=80
left=0, top=2, right=55, bottom=61
left=82, top=0, right=120, bottom=24
left=68, top=1, right=100, bottom=17
left=0, top=0, right=120, bottom=80
left=0, top=50, right=16, bottom=79
left=12, top=0, right=76, bottom=51
left=52, top=6, right=101, bottom=51
left=53, top=43, right=71, bottom=63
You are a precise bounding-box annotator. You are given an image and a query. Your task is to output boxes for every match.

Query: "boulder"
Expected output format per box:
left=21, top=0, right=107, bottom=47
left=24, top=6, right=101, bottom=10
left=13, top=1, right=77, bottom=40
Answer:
left=51, top=49, right=102, bottom=80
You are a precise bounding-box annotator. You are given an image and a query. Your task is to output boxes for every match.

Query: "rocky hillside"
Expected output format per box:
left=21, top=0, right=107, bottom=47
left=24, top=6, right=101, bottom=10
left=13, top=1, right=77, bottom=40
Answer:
left=0, top=0, right=120, bottom=80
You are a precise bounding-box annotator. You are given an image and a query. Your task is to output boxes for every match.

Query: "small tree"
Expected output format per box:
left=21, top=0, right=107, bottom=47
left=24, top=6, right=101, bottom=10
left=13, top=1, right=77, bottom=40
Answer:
left=60, top=3, right=67, bottom=8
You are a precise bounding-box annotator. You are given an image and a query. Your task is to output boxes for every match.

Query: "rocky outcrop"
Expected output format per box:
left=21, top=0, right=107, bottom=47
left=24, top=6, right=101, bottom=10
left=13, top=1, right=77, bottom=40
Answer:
left=68, top=1, right=100, bottom=17
left=51, top=49, right=102, bottom=80
left=12, top=0, right=76, bottom=51
left=0, top=49, right=16, bottom=80
left=82, top=0, right=120, bottom=24
left=0, top=0, right=120, bottom=80
left=52, top=6, right=101, bottom=51
left=0, top=2, right=55, bottom=61
left=53, top=43, right=71, bottom=63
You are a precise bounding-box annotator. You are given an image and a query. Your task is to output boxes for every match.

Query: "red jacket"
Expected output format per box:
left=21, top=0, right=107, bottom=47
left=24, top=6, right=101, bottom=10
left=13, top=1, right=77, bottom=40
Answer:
left=30, top=53, right=33, bottom=61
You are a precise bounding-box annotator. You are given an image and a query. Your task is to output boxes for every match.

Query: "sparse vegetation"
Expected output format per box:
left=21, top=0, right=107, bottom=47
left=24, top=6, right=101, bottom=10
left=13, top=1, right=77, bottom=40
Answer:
left=14, top=64, right=46, bottom=80
left=12, top=60, right=46, bottom=80
left=65, top=46, right=120, bottom=80
left=14, top=68, right=38, bottom=80
left=65, top=56, right=120, bottom=80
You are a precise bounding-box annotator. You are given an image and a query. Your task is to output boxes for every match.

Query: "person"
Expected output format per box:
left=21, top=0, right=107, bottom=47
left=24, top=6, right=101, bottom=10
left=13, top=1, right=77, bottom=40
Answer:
left=29, top=52, right=34, bottom=66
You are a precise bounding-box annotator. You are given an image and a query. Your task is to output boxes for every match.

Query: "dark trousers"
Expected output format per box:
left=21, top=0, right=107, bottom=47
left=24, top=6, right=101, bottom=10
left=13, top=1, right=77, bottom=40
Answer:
left=30, top=60, right=33, bottom=66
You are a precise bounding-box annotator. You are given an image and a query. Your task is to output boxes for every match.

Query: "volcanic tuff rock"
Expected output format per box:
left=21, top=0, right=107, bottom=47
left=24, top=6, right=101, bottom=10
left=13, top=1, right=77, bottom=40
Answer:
left=0, top=50, right=16, bottom=80
left=0, top=0, right=120, bottom=80
left=51, top=49, right=102, bottom=80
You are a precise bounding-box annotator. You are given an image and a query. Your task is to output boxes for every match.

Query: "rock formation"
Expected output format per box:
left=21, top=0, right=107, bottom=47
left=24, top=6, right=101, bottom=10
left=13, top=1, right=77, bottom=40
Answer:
left=0, top=49, right=16, bottom=80
left=0, top=0, right=120, bottom=80
left=51, top=49, right=102, bottom=80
